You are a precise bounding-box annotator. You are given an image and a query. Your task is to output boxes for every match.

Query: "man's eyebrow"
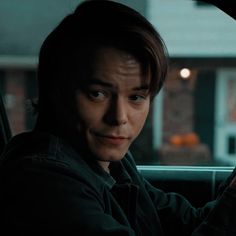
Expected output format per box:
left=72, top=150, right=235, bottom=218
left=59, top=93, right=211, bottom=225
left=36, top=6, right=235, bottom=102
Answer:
left=86, top=78, right=150, bottom=91
left=133, top=85, right=150, bottom=91
left=86, top=78, right=113, bottom=88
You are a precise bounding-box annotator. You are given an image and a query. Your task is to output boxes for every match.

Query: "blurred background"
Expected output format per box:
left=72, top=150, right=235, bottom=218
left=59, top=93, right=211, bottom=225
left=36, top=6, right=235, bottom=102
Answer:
left=0, top=0, right=236, bottom=166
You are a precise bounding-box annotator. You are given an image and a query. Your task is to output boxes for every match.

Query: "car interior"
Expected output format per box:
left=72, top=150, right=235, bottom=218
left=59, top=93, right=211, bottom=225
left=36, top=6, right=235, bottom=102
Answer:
left=0, top=92, right=11, bottom=155
left=0, top=0, right=235, bottom=209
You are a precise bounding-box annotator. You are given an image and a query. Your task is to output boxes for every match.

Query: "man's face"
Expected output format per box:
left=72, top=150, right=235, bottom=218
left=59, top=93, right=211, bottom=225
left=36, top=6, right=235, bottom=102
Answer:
left=75, top=47, right=150, bottom=166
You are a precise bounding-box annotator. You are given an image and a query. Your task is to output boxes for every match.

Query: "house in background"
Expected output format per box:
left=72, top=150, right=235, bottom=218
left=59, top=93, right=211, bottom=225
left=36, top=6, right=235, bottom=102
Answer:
left=0, top=0, right=236, bottom=166
left=148, top=0, right=236, bottom=166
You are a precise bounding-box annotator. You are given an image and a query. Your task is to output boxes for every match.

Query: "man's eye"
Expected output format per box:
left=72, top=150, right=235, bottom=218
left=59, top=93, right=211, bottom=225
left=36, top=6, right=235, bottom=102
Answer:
left=88, top=90, right=106, bottom=100
left=129, top=95, right=146, bottom=102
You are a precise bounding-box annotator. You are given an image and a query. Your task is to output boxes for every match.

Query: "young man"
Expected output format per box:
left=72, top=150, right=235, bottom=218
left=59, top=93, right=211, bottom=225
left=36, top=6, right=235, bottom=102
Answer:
left=1, top=0, right=236, bottom=235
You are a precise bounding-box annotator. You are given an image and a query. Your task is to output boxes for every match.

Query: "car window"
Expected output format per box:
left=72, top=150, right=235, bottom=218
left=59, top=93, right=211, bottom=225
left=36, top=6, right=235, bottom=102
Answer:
left=0, top=0, right=236, bottom=167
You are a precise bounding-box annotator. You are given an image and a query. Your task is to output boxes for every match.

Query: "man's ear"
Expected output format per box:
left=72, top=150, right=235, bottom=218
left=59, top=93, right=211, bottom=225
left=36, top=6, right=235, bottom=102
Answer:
left=195, top=0, right=236, bottom=20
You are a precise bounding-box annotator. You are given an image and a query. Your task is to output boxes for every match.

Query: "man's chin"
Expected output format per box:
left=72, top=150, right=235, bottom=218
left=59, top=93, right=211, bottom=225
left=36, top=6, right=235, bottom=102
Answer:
left=93, top=149, right=127, bottom=162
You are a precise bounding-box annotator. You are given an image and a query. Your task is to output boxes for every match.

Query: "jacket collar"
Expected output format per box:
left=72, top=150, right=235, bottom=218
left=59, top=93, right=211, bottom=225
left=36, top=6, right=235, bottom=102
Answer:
left=2, top=131, right=132, bottom=190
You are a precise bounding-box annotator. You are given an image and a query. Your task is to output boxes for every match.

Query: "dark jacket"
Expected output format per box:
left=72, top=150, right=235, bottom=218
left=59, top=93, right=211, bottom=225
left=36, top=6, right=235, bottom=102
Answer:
left=0, top=131, right=236, bottom=235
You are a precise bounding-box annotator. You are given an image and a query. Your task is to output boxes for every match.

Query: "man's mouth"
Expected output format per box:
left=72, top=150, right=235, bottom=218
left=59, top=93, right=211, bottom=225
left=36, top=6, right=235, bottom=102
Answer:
left=92, top=132, right=129, bottom=146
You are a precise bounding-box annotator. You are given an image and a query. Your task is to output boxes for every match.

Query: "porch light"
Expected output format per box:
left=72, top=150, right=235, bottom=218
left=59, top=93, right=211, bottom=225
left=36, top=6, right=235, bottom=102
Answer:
left=179, top=68, right=191, bottom=80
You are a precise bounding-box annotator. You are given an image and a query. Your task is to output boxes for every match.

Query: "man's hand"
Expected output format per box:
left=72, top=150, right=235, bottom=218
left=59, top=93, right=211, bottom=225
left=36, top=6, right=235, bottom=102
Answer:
left=229, top=175, right=236, bottom=189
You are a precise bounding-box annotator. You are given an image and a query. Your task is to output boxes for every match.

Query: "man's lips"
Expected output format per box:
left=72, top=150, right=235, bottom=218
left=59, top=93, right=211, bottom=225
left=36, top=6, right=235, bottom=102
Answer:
left=92, top=132, right=129, bottom=145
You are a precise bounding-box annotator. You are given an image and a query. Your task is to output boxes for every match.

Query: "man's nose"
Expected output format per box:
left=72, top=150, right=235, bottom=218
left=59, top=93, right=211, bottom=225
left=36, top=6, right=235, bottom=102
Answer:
left=104, top=97, right=128, bottom=126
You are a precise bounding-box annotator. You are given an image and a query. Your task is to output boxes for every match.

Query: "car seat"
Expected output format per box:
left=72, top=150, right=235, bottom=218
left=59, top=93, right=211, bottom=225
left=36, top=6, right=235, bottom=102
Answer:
left=0, top=91, right=12, bottom=155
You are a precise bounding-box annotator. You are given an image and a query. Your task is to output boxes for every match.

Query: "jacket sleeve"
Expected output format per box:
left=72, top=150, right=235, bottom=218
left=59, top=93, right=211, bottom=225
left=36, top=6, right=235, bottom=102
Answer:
left=1, top=158, right=136, bottom=235
left=191, top=185, right=236, bottom=235
left=142, top=169, right=236, bottom=235
left=125, top=151, right=236, bottom=235
left=142, top=177, right=211, bottom=235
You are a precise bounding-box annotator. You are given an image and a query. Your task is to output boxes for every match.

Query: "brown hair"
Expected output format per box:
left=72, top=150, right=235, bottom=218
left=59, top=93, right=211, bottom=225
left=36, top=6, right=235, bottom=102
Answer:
left=35, top=0, right=169, bottom=136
